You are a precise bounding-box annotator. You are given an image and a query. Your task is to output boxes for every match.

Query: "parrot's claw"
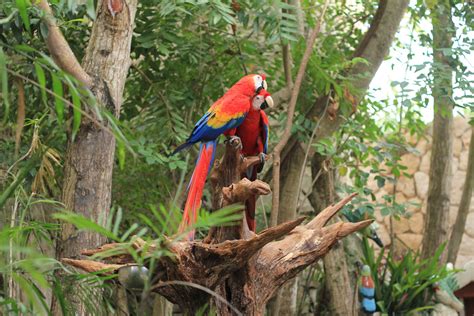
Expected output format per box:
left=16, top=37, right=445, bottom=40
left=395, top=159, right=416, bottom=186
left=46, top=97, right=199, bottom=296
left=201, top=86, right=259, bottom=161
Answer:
left=225, top=136, right=242, bottom=150
left=259, top=153, right=267, bottom=164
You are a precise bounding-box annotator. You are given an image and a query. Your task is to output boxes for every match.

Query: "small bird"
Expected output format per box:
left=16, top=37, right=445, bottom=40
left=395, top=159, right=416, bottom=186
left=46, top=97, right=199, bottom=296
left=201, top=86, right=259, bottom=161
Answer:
left=359, top=265, right=376, bottom=314
left=173, top=74, right=269, bottom=239
left=342, top=207, right=384, bottom=247
left=230, top=89, right=272, bottom=231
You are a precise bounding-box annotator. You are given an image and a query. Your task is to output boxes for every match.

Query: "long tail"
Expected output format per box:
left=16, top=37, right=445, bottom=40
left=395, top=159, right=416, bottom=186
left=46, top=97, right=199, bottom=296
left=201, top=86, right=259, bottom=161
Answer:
left=178, top=140, right=217, bottom=239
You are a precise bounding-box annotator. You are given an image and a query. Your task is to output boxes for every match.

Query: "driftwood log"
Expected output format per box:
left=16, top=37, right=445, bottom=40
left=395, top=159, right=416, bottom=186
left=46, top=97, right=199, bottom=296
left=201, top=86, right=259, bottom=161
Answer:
left=62, top=138, right=372, bottom=315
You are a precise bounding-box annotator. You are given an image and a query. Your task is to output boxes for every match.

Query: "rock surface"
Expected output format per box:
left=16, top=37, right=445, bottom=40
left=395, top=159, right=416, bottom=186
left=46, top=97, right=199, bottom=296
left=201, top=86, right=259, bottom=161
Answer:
left=365, top=117, right=473, bottom=268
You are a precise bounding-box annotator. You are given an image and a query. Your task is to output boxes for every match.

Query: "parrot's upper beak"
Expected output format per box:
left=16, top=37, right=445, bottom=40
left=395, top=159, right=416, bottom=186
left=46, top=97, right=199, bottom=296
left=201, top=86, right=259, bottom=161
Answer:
left=261, top=95, right=274, bottom=110
left=370, top=233, right=384, bottom=248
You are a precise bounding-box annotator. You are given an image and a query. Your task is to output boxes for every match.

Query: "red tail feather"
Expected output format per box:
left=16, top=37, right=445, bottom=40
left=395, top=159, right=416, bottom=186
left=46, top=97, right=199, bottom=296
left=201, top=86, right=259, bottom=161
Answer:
left=179, top=141, right=216, bottom=240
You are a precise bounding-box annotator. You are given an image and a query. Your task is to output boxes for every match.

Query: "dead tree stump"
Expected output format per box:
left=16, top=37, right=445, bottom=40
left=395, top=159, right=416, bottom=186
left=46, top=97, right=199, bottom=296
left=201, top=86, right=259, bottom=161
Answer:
left=62, top=138, right=372, bottom=315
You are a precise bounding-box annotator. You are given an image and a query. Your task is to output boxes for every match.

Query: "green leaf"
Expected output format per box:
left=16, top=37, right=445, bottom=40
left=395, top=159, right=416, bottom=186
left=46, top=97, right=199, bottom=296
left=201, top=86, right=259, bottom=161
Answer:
left=53, top=212, right=119, bottom=241
left=375, top=176, right=385, bottom=188
left=14, top=44, right=36, bottom=52
left=70, top=87, right=82, bottom=140
left=117, top=140, right=125, bottom=170
left=0, top=47, right=9, bottom=122
left=0, top=8, right=18, bottom=24
left=86, top=0, right=96, bottom=20
left=15, top=0, right=31, bottom=32
left=34, top=62, right=47, bottom=105
left=52, top=74, right=64, bottom=124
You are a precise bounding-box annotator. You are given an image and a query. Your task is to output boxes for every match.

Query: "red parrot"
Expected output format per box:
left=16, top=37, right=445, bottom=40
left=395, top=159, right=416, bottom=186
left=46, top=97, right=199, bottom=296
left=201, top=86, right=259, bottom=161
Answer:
left=173, top=74, right=269, bottom=239
left=234, top=90, right=272, bottom=232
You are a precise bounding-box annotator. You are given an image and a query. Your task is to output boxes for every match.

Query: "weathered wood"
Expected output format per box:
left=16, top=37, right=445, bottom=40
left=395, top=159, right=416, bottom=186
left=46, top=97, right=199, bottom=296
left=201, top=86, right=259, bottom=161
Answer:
left=62, top=140, right=371, bottom=315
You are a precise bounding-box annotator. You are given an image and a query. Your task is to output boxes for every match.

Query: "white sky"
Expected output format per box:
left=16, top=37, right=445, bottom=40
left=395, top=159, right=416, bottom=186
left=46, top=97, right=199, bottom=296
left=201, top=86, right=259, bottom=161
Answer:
left=368, top=3, right=473, bottom=123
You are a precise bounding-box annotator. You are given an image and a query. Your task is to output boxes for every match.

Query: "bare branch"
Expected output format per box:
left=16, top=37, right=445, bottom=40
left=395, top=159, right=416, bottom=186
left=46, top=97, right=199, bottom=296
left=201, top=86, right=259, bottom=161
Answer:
left=448, top=127, right=474, bottom=262
left=270, top=0, right=330, bottom=227
left=222, top=178, right=271, bottom=204
left=306, top=192, right=358, bottom=230
left=61, top=258, right=125, bottom=273
left=36, top=0, right=92, bottom=86
left=282, top=44, right=293, bottom=88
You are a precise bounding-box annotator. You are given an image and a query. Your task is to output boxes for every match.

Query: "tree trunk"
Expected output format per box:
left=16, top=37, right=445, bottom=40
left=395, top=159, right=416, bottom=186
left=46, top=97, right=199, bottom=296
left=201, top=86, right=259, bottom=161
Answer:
left=309, top=153, right=356, bottom=316
left=421, top=0, right=454, bottom=262
left=271, top=143, right=305, bottom=315
left=52, top=0, right=138, bottom=314
left=447, top=127, right=473, bottom=263
left=271, top=1, right=409, bottom=313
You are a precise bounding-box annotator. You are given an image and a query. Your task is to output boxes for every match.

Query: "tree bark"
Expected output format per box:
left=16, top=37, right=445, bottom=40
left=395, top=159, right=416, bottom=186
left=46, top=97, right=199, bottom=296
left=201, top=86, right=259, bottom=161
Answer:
left=50, top=0, right=138, bottom=314
left=309, top=153, right=356, bottom=316
left=421, top=0, right=454, bottom=262
left=60, top=141, right=372, bottom=315
left=447, top=127, right=473, bottom=263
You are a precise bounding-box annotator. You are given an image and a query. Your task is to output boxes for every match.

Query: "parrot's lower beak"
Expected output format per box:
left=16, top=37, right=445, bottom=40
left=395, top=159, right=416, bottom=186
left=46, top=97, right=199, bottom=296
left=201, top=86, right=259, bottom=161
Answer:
left=261, top=96, right=274, bottom=110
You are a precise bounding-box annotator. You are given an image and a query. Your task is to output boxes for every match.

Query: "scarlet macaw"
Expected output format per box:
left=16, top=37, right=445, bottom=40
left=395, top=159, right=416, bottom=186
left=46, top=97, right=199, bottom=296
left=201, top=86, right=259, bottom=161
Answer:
left=233, top=89, right=272, bottom=232
left=173, top=74, right=270, bottom=239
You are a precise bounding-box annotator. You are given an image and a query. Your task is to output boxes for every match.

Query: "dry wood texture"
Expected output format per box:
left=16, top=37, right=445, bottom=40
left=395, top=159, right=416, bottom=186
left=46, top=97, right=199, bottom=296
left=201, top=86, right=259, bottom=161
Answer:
left=62, top=139, right=371, bottom=315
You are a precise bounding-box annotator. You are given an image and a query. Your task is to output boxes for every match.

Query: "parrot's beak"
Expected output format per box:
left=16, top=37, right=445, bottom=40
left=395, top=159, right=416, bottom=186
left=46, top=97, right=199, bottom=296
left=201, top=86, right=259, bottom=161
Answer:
left=370, top=233, right=384, bottom=248
left=261, top=95, right=274, bottom=110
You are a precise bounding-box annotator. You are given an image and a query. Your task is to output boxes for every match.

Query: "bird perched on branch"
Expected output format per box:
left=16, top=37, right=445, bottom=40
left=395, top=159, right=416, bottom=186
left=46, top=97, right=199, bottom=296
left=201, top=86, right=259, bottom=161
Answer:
left=225, top=89, right=272, bottom=231
left=173, top=74, right=270, bottom=239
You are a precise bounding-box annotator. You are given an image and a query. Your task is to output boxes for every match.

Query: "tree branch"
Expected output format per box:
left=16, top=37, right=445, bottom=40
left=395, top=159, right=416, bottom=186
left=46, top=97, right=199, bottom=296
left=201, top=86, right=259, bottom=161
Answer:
left=63, top=193, right=369, bottom=314
left=270, top=0, right=330, bottom=227
left=36, top=0, right=92, bottom=86
left=448, top=127, right=474, bottom=262
left=270, top=0, right=409, bottom=194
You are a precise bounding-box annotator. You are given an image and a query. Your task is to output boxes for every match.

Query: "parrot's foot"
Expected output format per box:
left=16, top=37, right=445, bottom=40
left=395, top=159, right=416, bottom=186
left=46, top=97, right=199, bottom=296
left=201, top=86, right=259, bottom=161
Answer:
left=259, top=153, right=266, bottom=164
left=225, top=136, right=242, bottom=150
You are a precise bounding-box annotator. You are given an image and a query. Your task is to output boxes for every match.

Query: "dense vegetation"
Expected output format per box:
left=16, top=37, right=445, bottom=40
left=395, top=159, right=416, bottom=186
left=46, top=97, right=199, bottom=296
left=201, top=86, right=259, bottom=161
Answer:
left=0, top=0, right=472, bottom=314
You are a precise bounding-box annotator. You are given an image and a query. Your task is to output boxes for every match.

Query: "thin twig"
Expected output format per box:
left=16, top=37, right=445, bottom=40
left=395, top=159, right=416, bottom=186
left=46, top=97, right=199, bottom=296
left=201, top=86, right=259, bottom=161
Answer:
left=14, top=79, right=25, bottom=159
left=295, top=96, right=330, bottom=207
left=260, top=197, right=269, bottom=230
left=151, top=280, right=243, bottom=316
left=270, top=0, right=330, bottom=227
left=35, top=0, right=92, bottom=86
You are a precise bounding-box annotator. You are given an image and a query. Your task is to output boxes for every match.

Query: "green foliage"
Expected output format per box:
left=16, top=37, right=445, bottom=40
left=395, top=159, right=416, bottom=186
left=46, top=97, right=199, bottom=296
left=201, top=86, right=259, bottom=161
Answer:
left=1, top=0, right=471, bottom=314
left=362, top=239, right=455, bottom=315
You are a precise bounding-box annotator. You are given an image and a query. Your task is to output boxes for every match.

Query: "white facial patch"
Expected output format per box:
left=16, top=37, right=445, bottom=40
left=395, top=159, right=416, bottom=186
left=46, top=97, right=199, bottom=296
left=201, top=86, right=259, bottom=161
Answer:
left=252, top=95, right=264, bottom=110
left=253, top=75, right=263, bottom=91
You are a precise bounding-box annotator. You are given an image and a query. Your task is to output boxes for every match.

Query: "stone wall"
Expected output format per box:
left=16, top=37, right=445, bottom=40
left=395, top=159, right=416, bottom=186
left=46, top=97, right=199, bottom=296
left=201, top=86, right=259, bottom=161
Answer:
left=370, top=116, right=473, bottom=267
